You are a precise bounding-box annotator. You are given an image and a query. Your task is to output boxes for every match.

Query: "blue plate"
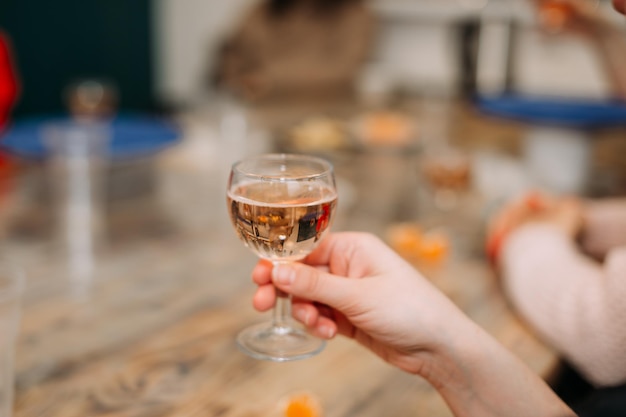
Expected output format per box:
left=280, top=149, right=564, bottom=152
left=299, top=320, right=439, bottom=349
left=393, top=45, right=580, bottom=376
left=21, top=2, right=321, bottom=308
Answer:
left=475, top=94, right=626, bottom=129
left=0, top=114, right=181, bottom=160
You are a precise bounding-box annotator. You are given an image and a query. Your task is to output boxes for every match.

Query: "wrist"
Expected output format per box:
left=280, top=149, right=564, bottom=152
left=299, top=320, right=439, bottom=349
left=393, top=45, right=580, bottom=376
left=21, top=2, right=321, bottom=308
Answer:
left=419, top=321, right=575, bottom=417
left=416, top=317, right=487, bottom=390
left=386, top=293, right=484, bottom=378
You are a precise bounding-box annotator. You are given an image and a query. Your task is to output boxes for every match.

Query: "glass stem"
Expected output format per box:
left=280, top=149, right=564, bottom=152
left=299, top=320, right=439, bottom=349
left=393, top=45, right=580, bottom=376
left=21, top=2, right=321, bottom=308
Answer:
left=272, top=261, right=292, bottom=330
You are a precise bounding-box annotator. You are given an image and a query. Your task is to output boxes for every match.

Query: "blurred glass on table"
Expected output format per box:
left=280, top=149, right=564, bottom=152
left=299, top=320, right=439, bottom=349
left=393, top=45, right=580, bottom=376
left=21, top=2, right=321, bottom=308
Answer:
left=64, top=79, right=119, bottom=120
left=421, top=146, right=473, bottom=212
left=43, top=122, right=110, bottom=298
left=0, top=262, right=22, bottom=417
left=416, top=142, right=486, bottom=257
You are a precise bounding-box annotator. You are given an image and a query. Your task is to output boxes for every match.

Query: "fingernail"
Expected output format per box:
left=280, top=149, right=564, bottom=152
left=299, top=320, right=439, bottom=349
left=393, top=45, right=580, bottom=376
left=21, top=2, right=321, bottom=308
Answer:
left=319, top=325, right=335, bottom=339
left=272, top=264, right=295, bottom=285
left=294, top=308, right=310, bottom=326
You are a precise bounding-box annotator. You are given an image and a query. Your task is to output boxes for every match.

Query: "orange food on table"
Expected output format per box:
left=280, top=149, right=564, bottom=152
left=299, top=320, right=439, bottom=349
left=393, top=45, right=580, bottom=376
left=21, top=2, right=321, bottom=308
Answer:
left=386, top=223, right=449, bottom=264
left=283, top=392, right=323, bottom=417
left=417, top=231, right=449, bottom=263
left=386, top=223, right=422, bottom=258
left=357, top=111, right=414, bottom=146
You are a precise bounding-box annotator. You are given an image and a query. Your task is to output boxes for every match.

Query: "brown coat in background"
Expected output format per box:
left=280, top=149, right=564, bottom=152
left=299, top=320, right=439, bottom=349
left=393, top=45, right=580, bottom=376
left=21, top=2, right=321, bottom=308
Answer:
left=213, top=0, right=376, bottom=101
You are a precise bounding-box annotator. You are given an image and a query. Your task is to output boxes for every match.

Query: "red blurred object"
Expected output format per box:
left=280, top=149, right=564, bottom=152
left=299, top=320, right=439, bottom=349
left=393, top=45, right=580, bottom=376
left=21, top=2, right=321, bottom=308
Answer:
left=0, top=31, right=20, bottom=194
left=0, top=31, right=19, bottom=131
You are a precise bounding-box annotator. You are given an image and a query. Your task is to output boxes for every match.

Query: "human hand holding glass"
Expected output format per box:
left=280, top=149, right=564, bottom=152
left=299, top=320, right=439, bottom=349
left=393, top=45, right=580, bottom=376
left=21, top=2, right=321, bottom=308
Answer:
left=227, top=153, right=337, bottom=361
left=250, top=232, right=463, bottom=372
left=250, top=232, right=575, bottom=417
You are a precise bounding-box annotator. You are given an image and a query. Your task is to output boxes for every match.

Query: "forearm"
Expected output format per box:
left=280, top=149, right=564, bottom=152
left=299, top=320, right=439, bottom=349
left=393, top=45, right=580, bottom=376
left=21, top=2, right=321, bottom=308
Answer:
left=421, top=319, right=574, bottom=417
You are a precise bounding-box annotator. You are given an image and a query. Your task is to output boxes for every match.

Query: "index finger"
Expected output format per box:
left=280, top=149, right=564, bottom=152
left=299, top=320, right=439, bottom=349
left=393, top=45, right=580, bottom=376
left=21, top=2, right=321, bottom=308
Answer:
left=302, top=232, right=405, bottom=278
left=252, top=259, right=273, bottom=285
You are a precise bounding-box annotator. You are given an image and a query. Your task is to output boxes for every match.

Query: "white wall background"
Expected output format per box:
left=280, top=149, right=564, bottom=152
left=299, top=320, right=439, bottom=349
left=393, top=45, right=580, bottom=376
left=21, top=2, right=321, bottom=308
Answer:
left=153, top=0, right=257, bottom=106
left=514, top=29, right=611, bottom=99
left=153, top=0, right=620, bottom=106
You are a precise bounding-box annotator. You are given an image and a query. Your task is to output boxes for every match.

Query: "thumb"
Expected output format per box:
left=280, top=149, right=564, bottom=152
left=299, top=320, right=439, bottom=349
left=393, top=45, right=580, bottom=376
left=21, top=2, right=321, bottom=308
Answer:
left=272, top=263, right=352, bottom=310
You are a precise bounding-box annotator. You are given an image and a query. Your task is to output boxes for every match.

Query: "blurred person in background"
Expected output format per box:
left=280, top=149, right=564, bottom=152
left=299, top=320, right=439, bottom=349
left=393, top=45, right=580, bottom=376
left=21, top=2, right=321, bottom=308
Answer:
left=212, top=0, right=376, bottom=102
left=487, top=192, right=626, bottom=414
left=534, top=0, right=626, bottom=99
left=484, top=1, right=626, bottom=413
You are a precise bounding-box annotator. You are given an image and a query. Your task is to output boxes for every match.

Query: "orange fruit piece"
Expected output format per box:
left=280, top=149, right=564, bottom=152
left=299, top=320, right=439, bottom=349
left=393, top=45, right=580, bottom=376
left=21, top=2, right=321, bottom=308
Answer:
left=283, top=392, right=322, bottom=417
left=386, top=223, right=422, bottom=259
left=417, top=232, right=449, bottom=263
left=362, top=112, right=412, bottom=145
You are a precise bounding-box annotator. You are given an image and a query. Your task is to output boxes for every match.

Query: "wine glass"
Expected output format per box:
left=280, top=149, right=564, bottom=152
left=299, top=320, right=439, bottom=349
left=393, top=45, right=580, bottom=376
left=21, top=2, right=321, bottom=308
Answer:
left=421, top=147, right=472, bottom=212
left=227, top=153, right=337, bottom=361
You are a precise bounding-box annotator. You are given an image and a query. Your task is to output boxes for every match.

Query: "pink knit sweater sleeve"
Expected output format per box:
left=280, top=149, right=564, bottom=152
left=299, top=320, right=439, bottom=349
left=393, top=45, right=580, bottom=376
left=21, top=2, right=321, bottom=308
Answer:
left=501, top=224, right=626, bottom=387
left=581, top=198, right=626, bottom=259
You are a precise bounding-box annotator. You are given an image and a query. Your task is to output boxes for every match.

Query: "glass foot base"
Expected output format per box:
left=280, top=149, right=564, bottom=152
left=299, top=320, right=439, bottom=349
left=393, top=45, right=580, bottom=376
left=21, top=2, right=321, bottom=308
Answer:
left=236, top=321, right=326, bottom=362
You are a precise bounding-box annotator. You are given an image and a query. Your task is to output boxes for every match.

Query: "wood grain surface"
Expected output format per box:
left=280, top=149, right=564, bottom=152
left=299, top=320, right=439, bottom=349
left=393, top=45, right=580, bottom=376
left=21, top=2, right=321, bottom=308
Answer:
left=3, top=100, right=587, bottom=417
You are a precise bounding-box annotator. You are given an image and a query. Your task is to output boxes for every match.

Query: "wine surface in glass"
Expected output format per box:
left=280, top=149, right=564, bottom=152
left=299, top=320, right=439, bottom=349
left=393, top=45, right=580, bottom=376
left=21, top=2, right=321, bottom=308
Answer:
left=228, top=181, right=337, bottom=262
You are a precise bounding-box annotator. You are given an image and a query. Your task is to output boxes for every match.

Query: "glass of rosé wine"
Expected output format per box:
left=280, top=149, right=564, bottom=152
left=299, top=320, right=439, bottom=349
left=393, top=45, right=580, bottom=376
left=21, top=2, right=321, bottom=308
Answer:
left=227, top=153, right=337, bottom=361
